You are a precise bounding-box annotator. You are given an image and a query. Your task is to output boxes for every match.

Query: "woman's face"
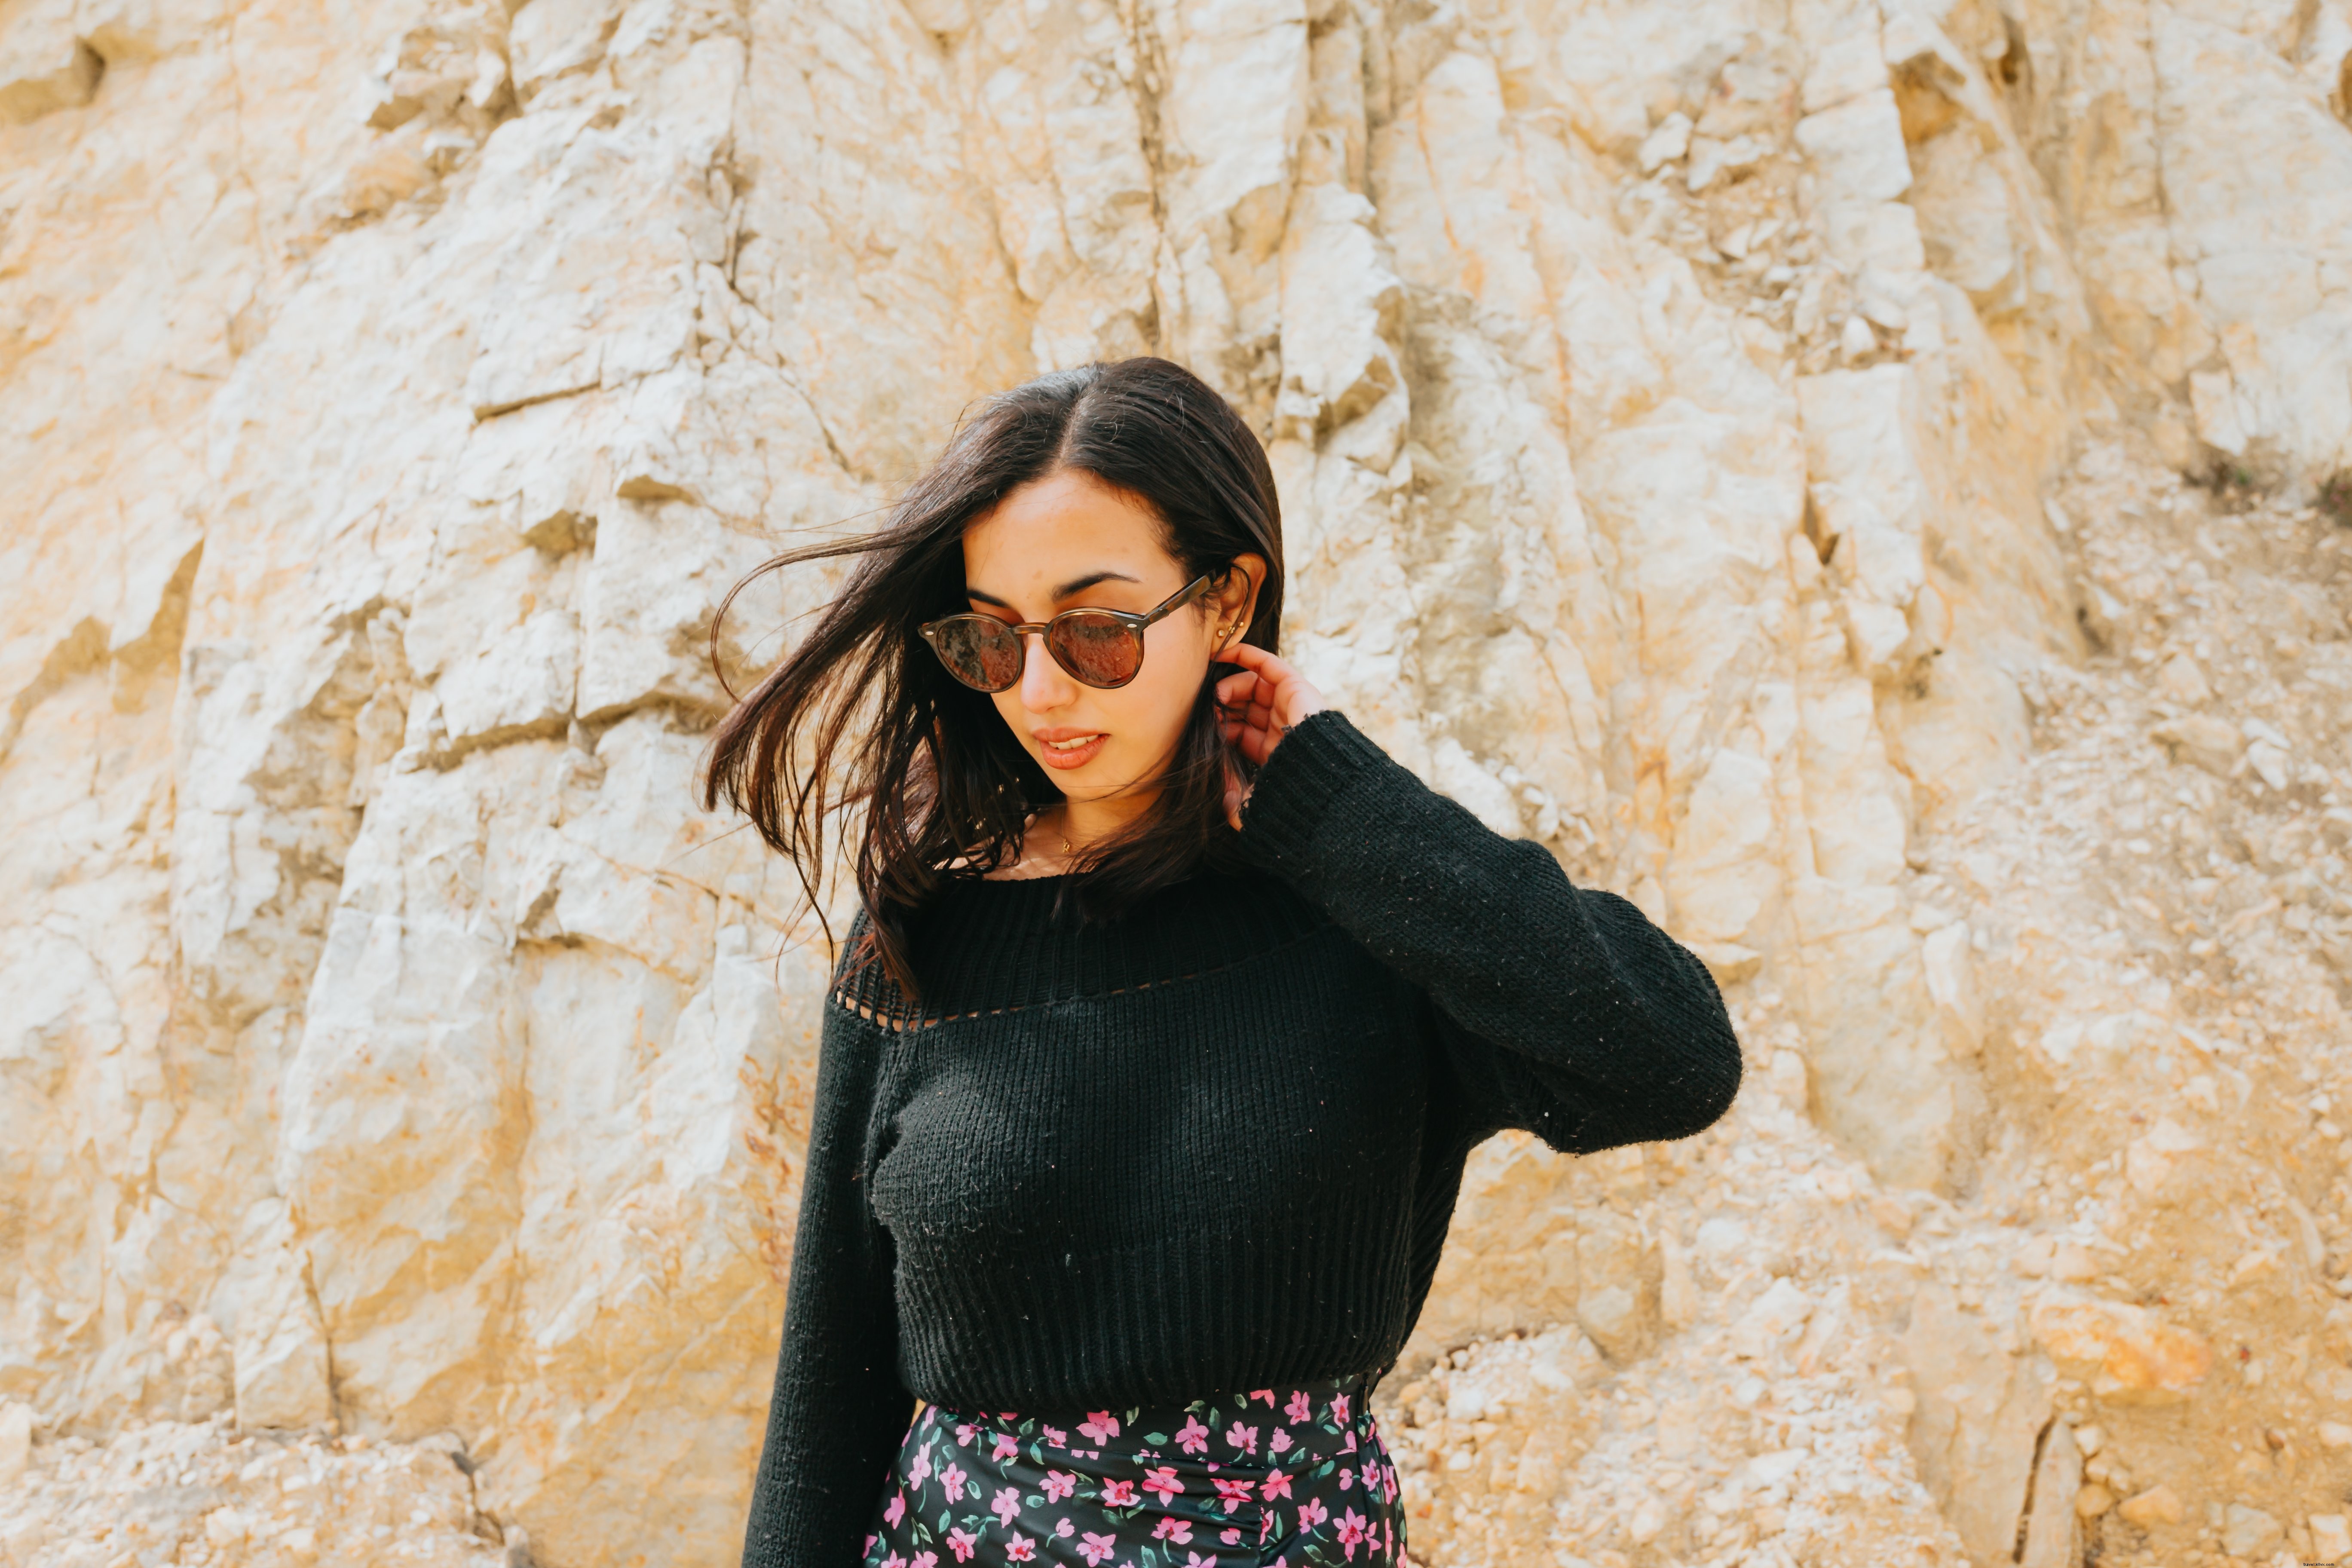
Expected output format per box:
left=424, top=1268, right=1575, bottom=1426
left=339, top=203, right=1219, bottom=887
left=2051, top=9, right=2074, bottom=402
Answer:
left=959, top=469, right=1261, bottom=810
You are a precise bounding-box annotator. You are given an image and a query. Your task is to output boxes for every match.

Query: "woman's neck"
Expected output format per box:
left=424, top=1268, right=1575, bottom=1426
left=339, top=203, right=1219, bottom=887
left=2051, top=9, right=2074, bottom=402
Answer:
left=1060, top=790, right=1155, bottom=851
left=982, top=793, right=1157, bottom=881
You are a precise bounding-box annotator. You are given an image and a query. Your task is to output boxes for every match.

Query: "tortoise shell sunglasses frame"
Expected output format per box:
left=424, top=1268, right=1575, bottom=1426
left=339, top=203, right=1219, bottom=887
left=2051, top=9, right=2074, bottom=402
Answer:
left=916, top=572, right=1223, bottom=693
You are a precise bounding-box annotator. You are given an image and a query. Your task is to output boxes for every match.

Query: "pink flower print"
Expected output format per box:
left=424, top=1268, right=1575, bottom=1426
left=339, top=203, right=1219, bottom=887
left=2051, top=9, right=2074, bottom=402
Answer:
left=1219, top=1528, right=1241, bottom=1545
left=1268, top=1429, right=1292, bottom=1457
left=1331, top=1393, right=1350, bottom=1424
left=1042, top=1425, right=1067, bottom=1448
left=884, top=1492, right=907, bottom=1528
left=909, top=1449, right=933, bottom=1488
left=1140, top=1466, right=1184, bottom=1504
left=1259, top=1510, right=1276, bottom=1546
left=1005, top=1534, right=1037, bottom=1564
left=1041, top=1470, right=1076, bottom=1503
left=1260, top=1469, right=1292, bottom=1502
left=1250, top=1388, right=1275, bottom=1406
left=990, top=1486, right=1023, bottom=1527
left=1299, top=1498, right=1328, bottom=1529
left=1152, top=1518, right=1193, bottom=1544
left=913, top=1555, right=938, bottom=1568
left=1337, top=1509, right=1369, bottom=1561
left=956, top=1423, right=978, bottom=1446
left=1054, top=1519, right=1075, bottom=1539
left=1285, top=1390, right=1313, bottom=1424
left=1099, top=1478, right=1139, bottom=1508
left=1338, top=1467, right=1354, bottom=1491
left=885, top=1554, right=907, bottom=1568
left=1185, top=1555, right=1218, bottom=1568
left=1342, top=1429, right=1358, bottom=1454
left=1078, top=1410, right=1121, bottom=1445
left=1212, top=1477, right=1256, bottom=1513
left=944, top=1528, right=979, bottom=1563
left=1225, top=1422, right=1258, bottom=1456
left=1176, top=1415, right=1212, bottom=1455
left=940, top=1463, right=968, bottom=1501
left=992, top=1433, right=1019, bottom=1461
left=1078, top=1531, right=1119, bottom=1567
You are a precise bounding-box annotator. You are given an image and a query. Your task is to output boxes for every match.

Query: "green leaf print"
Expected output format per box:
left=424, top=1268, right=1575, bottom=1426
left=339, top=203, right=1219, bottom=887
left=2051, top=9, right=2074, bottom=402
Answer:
left=1143, top=1432, right=1169, bottom=1444
left=1314, top=1459, right=1335, bottom=1478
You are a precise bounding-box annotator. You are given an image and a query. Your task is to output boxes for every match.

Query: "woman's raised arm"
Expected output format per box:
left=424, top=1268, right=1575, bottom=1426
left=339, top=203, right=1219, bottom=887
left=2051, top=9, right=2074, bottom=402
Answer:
left=1228, top=689, right=1743, bottom=1154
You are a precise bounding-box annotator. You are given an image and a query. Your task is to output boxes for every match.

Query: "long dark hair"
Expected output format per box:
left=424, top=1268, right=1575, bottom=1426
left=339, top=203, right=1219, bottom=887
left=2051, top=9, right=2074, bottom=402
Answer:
left=701, top=357, right=1286, bottom=999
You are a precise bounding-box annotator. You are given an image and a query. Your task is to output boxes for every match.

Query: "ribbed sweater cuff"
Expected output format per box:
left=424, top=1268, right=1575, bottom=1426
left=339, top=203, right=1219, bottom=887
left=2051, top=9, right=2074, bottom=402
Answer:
left=1238, top=709, right=1392, bottom=879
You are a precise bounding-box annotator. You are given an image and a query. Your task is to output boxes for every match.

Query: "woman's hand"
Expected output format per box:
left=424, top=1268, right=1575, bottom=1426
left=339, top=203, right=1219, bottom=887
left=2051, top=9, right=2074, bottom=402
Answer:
left=1214, top=643, right=1328, bottom=828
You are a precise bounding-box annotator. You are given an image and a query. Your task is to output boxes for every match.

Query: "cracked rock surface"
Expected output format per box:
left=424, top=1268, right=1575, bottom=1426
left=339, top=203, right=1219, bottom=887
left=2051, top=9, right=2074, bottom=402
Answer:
left=6, top=0, right=2352, bottom=1564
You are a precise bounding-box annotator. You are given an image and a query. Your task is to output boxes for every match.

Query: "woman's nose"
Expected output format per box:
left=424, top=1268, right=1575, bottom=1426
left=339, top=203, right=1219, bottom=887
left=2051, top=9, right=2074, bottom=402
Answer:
left=1018, top=631, right=1075, bottom=709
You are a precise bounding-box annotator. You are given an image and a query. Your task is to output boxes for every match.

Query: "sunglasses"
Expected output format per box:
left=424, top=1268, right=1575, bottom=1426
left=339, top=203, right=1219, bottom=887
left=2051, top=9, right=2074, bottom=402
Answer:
left=918, top=574, right=1217, bottom=692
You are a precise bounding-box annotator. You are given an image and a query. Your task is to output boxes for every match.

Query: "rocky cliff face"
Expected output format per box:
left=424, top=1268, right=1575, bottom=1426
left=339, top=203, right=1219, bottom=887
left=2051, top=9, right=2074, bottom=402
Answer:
left=6, top=0, right=2352, bottom=1564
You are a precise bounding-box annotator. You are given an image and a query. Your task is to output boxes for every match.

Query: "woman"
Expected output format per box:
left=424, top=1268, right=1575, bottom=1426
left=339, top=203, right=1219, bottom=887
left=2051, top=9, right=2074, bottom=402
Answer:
left=704, top=357, right=1742, bottom=1568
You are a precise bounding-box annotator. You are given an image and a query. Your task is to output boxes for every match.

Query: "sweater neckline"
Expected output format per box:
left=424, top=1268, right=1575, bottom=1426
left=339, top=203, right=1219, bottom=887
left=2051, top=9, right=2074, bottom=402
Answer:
left=834, top=865, right=1333, bottom=1027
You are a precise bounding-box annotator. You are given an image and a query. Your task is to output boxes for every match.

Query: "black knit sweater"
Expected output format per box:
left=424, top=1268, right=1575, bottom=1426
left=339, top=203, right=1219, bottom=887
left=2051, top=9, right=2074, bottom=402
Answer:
left=739, top=710, right=1741, bottom=1567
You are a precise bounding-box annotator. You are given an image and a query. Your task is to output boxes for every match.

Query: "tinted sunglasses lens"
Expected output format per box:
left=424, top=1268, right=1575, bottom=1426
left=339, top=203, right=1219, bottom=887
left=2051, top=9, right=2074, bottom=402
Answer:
left=930, top=619, right=1023, bottom=690
left=1048, top=613, right=1142, bottom=687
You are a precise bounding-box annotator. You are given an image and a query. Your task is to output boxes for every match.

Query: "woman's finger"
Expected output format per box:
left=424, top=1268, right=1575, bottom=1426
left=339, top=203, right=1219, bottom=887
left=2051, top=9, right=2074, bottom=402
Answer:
left=1213, top=642, right=1328, bottom=729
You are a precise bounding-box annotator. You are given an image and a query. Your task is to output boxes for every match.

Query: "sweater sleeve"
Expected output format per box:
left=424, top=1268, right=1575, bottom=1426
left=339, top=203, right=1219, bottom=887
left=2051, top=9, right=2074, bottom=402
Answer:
left=740, top=963, right=912, bottom=1568
left=1237, top=708, right=1742, bottom=1154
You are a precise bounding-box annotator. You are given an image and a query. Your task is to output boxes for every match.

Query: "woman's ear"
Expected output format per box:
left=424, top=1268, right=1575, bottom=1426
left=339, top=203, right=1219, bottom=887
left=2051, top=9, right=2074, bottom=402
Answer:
left=1216, top=553, right=1267, bottom=641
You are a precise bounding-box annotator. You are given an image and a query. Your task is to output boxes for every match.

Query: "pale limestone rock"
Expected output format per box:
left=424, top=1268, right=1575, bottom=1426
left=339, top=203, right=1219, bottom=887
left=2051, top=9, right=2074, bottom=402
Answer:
left=2030, top=1293, right=2214, bottom=1403
left=1801, top=31, right=1886, bottom=114
left=0, top=0, right=101, bottom=125
left=1903, top=1278, right=2053, bottom=1566
left=6, top=0, right=2352, bottom=1563
left=0, top=1400, right=29, bottom=1485
left=1795, top=88, right=1914, bottom=203
left=2225, top=1504, right=2285, bottom=1560
left=2015, top=1422, right=2082, bottom=1568
left=1638, top=110, right=1692, bottom=172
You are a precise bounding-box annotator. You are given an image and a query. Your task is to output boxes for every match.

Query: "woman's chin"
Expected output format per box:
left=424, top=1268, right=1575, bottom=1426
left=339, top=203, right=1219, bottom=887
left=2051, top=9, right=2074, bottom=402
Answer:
left=1041, top=760, right=1147, bottom=802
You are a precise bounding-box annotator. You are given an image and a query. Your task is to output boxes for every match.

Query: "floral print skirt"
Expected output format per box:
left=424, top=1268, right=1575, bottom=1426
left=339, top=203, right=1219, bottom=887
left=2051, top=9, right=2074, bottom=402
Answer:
left=861, top=1372, right=1405, bottom=1568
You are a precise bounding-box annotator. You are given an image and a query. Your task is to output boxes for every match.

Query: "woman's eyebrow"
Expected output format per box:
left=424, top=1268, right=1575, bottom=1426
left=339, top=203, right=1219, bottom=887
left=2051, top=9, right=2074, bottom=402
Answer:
left=1050, top=569, right=1142, bottom=599
left=964, top=570, right=1142, bottom=608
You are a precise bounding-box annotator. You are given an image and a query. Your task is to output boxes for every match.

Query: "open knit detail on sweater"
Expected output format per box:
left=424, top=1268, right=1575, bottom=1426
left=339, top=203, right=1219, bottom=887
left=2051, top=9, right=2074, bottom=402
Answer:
left=828, top=921, right=1337, bottom=1032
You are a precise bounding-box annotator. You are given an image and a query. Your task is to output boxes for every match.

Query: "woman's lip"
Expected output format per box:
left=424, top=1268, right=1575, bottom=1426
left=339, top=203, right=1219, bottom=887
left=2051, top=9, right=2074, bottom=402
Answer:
left=1035, top=732, right=1107, bottom=770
